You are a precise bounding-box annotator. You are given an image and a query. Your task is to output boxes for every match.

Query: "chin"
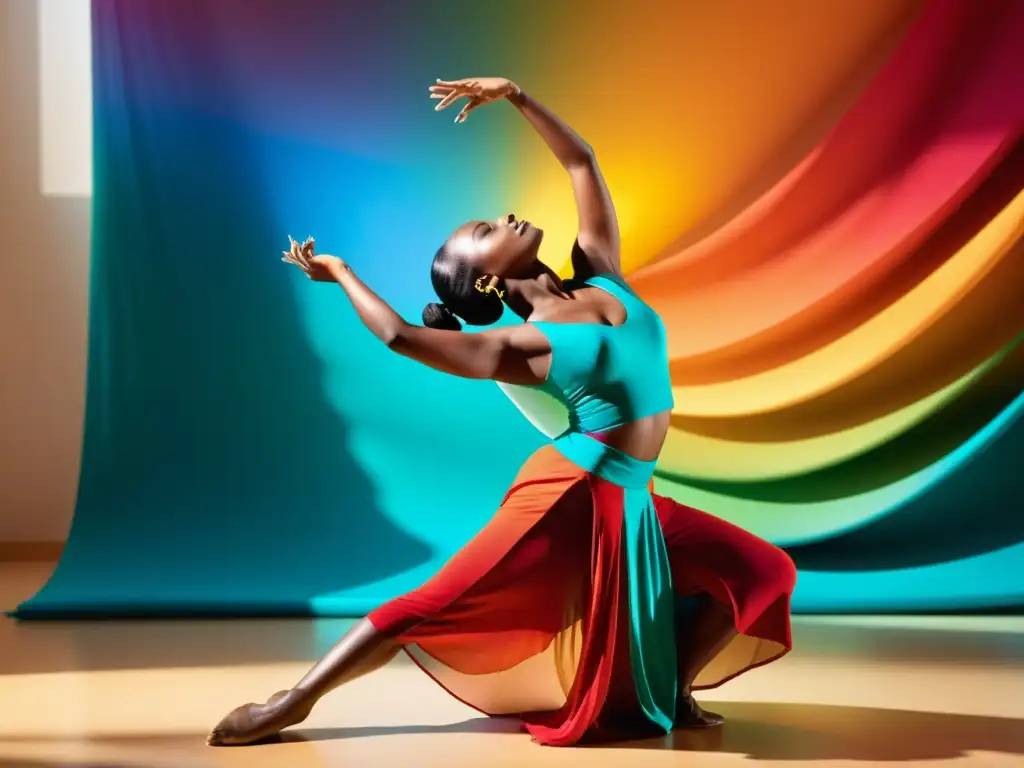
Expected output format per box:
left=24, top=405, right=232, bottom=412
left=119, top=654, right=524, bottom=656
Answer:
left=506, top=229, right=545, bottom=273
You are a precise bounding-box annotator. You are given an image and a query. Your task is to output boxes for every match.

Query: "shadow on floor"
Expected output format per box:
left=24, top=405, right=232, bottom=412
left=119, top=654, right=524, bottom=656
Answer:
left=1, top=702, right=1022, bottom=765
left=278, top=702, right=1024, bottom=762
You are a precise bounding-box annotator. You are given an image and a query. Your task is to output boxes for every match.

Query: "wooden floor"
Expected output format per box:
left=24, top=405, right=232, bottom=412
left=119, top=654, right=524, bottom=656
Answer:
left=2, top=562, right=1023, bottom=768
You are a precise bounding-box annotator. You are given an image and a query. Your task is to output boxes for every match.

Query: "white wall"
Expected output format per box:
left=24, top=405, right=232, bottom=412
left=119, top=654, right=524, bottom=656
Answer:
left=0, top=0, right=92, bottom=542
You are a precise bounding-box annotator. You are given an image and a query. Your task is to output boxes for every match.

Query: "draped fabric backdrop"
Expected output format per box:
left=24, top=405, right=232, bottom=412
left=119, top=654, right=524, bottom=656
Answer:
left=15, top=0, right=1024, bottom=618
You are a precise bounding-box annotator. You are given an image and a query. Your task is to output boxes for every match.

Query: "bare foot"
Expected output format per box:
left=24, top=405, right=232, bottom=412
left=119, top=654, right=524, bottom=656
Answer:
left=674, top=692, right=725, bottom=728
left=207, top=689, right=314, bottom=746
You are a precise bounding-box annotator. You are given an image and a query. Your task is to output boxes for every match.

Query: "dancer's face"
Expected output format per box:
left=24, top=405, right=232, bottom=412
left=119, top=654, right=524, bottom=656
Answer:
left=444, top=213, right=544, bottom=278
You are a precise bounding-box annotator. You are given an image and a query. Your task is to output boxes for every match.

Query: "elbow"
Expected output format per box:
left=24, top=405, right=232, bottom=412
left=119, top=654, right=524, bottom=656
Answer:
left=567, top=145, right=596, bottom=171
left=383, top=322, right=411, bottom=351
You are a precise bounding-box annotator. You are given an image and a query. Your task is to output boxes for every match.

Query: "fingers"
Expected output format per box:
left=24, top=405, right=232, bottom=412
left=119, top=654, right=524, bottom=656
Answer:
left=430, top=83, right=468, bottom=111
left=434, top=89, right=465, bottom=111
left=430, top=78, right=494, bottom=122
left=288, top=236, right=306, bottom=265
left=283, top=235, right=314, bottom=272
left=455, top=98, right=482, bottom=124
left=430, top=79, right=485, bottom=112
left=281, top=252, right=311, bottom=276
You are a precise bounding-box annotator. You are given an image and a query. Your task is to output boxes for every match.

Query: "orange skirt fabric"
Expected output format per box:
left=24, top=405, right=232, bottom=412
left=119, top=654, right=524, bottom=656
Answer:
left=367, top=445, right=796, bottom=746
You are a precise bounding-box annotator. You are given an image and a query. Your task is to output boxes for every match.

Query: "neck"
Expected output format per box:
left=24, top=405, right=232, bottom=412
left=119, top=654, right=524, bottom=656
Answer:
left=504, top=262, right=570, bottom=319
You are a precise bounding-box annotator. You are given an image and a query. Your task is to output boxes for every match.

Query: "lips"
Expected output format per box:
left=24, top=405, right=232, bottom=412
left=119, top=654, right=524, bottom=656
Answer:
left=516, top=219, right=530, bottom=235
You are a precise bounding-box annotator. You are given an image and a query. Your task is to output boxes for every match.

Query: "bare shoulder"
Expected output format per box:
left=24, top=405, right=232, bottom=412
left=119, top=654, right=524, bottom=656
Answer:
left=474, top=322, right=553, bottom=385
left=479, top=322, right=552, bottom=353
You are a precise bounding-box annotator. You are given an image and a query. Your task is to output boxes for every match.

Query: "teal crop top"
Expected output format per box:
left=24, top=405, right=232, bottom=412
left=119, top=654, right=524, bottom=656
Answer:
left=527, top=273, right=675, bottom=436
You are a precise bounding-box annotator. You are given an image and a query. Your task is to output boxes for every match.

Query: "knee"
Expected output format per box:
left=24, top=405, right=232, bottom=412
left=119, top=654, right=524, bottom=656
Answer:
left=740, top=538, right=797, bottom=598
left=763, top=544, right=797, bottom=595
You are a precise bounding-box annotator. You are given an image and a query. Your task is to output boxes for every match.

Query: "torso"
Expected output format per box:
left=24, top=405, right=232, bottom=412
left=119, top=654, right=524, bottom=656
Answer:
left=523, top=275, right=673, bottom=463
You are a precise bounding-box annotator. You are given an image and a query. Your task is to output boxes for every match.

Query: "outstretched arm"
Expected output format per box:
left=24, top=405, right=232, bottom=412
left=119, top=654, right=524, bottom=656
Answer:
left=432, top=78, right=621, bottom=278
left=288, top=247, right=550, bottom=385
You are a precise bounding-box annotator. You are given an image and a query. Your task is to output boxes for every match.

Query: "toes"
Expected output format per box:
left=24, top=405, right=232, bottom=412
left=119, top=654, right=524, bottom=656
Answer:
left=208, top=707, right=250, bottom=744
left=207, top=729, right=227, bottom=746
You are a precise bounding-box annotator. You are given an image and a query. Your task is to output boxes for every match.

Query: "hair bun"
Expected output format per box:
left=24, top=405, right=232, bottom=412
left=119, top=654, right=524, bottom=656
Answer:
left=422, top=301, right=462, bottom=331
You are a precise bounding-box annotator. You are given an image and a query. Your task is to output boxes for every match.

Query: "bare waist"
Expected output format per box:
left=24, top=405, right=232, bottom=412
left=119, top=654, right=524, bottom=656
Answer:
left=588, top=411, right=671, bottom=463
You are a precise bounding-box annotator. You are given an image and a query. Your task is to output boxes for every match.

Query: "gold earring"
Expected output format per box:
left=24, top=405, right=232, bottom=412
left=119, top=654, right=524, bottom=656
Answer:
left=475, top=275, right=506, bottom=300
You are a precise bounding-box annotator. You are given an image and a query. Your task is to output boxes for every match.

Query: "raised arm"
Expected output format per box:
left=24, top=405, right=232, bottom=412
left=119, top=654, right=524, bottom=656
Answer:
left=292, top=249, right=550, bottom=385
left=507, top=87, right=621, bottom=278
left=431, top=78, right=621, bottom=278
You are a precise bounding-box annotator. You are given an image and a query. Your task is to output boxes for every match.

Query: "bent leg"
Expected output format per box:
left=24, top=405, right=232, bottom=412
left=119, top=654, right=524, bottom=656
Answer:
left=652, top=494, right=797, bottom=725
left=670, top=593, right=736, bottom=727
left=654, top=494, right=797, bottom=632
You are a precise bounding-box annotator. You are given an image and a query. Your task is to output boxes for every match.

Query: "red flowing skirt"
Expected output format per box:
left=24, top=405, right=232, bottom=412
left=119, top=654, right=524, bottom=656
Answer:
left=367, top=445, right=796, bottom=746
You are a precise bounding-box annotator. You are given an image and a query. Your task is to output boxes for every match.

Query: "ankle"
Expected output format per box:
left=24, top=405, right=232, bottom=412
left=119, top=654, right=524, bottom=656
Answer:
left=285, top=687, right=317, bottom=711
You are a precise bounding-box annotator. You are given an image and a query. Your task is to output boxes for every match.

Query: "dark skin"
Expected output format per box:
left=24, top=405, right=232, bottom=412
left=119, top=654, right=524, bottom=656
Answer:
left=208, top=78, right=733, bottom=747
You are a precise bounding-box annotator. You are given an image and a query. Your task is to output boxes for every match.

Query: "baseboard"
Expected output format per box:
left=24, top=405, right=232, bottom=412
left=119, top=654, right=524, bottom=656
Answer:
left=0, top=541, right=64, bottom=562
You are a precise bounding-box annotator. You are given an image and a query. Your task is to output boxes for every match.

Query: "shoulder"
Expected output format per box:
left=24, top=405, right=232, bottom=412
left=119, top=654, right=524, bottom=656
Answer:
left=587, top=271, right=633, bottom=293
left=479, top=323, right=552, bottom=353
left=568, top=263, right=634, bottom=299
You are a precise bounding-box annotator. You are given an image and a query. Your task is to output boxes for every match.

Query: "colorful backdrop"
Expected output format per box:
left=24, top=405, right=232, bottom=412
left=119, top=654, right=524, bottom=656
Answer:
left=15, top=0, right=1024, bottom=618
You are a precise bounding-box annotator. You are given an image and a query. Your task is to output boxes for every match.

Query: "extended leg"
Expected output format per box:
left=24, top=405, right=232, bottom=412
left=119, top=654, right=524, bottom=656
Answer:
left=207, top=618, right=400, bottom=746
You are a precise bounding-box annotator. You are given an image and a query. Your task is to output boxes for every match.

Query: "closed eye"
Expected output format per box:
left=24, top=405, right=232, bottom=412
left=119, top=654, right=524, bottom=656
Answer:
left=474, top=222, right=491, bottom=239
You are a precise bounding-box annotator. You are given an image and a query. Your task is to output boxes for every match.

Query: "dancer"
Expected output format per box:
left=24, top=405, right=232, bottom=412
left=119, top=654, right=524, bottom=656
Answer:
left=209, top=77, right=796, bottom=748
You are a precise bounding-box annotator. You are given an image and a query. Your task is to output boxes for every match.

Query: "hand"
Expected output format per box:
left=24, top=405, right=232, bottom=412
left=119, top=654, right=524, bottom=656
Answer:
left=429, top=77, right=518, bottom=124
left=281, top=236, right=346, bottom=282
left=281, top=235, right=313, bottom=270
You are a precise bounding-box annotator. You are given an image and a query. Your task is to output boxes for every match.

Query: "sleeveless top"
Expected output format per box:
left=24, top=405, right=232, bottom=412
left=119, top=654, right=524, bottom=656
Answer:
left=517, top=272, right=675, bottom=489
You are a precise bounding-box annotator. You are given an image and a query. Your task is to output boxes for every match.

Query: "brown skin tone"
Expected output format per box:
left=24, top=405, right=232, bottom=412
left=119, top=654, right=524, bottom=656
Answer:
left=208, top=78, right=727, bottom=747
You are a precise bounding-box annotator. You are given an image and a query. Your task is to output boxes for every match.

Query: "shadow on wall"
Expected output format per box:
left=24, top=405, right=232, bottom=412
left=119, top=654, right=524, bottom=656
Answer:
left=21, top=0, right=432, bottom=615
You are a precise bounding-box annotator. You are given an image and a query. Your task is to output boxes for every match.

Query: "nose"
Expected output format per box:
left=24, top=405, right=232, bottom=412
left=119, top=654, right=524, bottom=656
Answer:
left=500, top=213, right=516, bottom=226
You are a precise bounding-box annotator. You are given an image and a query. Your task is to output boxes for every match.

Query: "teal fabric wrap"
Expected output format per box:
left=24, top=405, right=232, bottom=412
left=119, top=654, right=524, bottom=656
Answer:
left=622, top=486, right=677, bottom=733
left=552, top=432, right=677, bottom=733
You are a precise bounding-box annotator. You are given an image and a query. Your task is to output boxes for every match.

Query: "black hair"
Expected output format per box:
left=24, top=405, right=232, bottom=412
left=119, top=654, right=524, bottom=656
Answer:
left=422, top=243, right=504, bottom=331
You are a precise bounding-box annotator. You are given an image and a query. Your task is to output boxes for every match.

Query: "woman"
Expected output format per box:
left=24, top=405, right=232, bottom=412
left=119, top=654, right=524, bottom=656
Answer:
left=209, top=77, right=796, bottom=748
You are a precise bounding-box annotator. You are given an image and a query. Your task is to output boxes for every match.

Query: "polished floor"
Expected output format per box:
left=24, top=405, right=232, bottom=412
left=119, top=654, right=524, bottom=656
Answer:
left=1, top=561, right=1022, bottom=768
